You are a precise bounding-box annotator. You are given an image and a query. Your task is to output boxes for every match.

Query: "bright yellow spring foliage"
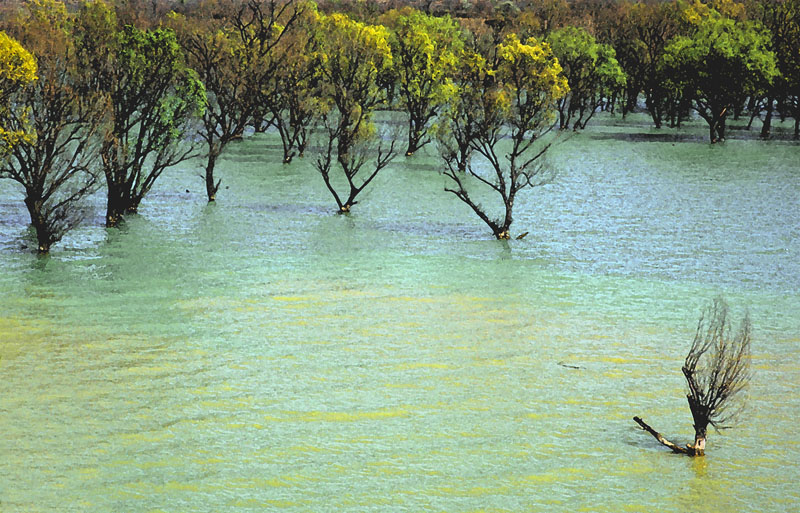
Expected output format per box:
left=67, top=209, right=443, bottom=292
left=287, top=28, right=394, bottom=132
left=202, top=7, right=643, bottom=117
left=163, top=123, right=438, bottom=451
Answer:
left=0, top=32, right=37, bottom=155
left=0, top=32, right=37, bottom=93
left=316, top=13, right=393, bottom=74
left=497, top=33, right=569, bottom=103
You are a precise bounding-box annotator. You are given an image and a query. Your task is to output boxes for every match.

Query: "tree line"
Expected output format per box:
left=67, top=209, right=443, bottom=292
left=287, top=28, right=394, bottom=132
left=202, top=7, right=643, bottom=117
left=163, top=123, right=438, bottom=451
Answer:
left=0, top=0, right=798, bottom=253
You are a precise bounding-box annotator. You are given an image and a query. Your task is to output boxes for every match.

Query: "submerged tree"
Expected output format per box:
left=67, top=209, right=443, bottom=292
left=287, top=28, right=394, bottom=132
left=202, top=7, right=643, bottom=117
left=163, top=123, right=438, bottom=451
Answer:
left=660, top=9, right=777, bottom=143
left=267, top=1, right=321, bottom=164
left=171, top=0, right=302, bottom=201
left=312, top=13, right=396, bottom=213
left=75, top=0, right=205, bottom=227
left=381, top=7, right=464, bottom=156
left=547, top=26, right=625, bottom=130
left=436, top=34, right=568, bottom=240
left=0, top=0, right=103, bottom=253
left=634, top=298, right=752, bottom=456
left=761, top=0, right=800, bottom=139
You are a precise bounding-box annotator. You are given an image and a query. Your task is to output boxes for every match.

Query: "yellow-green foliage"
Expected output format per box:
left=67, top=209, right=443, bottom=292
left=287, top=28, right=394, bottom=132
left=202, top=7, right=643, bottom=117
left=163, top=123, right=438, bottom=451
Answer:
left=314, top=12, right=393, bottom=140
left=497, top=33, right=569, bottom=104
left=383, top=8, right=464, bottom=105
left=679, top=0, right=747, bottom=26
left=26, top=0, right=70, bottom=29
left=316, top=13, right=392, bottom=77
left=0, top=32, right=37, bottom=156
left=0, top=32, right=38, bottom=93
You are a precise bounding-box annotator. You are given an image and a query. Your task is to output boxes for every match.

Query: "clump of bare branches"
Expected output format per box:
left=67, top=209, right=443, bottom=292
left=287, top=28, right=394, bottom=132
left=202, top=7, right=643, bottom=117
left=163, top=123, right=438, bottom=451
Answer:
left=634, top=297, right=752, bottom=456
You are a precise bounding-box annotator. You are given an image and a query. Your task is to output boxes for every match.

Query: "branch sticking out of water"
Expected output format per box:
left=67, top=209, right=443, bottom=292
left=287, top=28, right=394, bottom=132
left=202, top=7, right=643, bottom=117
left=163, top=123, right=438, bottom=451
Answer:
left=633, top=416, right=693, bottom=455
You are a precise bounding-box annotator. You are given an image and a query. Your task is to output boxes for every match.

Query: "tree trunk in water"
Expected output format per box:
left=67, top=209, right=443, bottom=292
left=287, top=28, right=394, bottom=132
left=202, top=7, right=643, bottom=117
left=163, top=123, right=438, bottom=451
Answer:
left=710, top=107, right=728, bottom=143
left=690, top=429, right=707, bottom=456
left=406, top=118, right=422, bottom=156
left=106, top=183, right=140, bottom=227
left=32, top=219, right=52, bottom=254
left=206, top=151, right=220, bottom=202
left=559, top=107, right=568, bottom=130
left=795, top=117, right=799, bottom=140
left=494, top=196, right=515, bottom=240
left=716, top=117, right=726, bottom=142
left=457, top=143, right=470, bottom=173
left=24, top=197, right=52, bottom=254
left=760, top=98, right=773, bottom=139
left=648, top=100, right=663, bottom=129
left=106, top=187, right=127, bottom=228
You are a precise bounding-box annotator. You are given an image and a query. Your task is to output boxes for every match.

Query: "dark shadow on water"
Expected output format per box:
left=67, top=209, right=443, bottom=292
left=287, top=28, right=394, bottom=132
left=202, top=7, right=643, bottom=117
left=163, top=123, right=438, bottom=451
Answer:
left=368, top=219, right=488, bottom=241
left=396, top=160, right=440, bottom=173
left=590, top=132, right=708, bottom=143
left=591, top=129, right=800, bottom=144
left=30, top=252, right=51, bottom=270
left=244, top=202, right=334, bottom=217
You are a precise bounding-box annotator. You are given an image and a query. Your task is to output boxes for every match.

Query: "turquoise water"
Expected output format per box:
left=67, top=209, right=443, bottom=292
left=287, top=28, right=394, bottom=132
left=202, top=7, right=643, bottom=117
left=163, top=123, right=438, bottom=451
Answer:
left=1, top=115, right=799, bottom=511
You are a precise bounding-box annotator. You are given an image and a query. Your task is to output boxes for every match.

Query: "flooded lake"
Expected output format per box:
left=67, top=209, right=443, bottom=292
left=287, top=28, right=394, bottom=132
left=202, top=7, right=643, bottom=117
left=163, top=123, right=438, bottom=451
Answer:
left=1, top=115, right=799, bottom=511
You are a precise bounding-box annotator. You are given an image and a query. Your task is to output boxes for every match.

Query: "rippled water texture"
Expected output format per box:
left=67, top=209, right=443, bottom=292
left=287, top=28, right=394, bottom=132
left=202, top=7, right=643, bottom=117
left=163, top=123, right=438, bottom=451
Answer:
left=1, top=115, right=799, bottom=512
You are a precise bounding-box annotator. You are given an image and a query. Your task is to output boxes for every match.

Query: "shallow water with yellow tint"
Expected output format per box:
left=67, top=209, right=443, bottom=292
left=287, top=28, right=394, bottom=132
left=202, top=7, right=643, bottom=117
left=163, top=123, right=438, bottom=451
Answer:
left=1, top=115, right=799, bottom=511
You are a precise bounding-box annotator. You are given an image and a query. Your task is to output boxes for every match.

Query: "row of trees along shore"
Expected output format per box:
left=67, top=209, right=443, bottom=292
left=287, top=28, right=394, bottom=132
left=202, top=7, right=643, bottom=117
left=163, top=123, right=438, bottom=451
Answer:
left=0, top=0, right=798, bottom=252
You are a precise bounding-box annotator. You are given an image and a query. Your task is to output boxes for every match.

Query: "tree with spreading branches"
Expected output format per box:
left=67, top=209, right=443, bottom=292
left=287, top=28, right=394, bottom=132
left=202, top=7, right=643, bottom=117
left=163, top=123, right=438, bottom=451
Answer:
left=436, top=34, right=568, bottom=240
left=171, top=0, right=303, bottom=201
left=380, top=7, right=464, bottom=156
left=266, top=1, right=321, bottom=164
left=546, top=26, right=625, bottom=130
left=660, top=8, right=777, bottom=143
left=0, top=0, right=104, bottom=253
left=312, top=13, right=397, bottom=214
left=634, top=298, right=752, bottom=456
left=75, top=0, right=205, bottom=227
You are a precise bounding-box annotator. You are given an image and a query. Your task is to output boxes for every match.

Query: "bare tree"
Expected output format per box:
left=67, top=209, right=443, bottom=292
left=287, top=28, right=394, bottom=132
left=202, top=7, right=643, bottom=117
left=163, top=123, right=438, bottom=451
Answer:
left=634, top=298, right=752, bottom=456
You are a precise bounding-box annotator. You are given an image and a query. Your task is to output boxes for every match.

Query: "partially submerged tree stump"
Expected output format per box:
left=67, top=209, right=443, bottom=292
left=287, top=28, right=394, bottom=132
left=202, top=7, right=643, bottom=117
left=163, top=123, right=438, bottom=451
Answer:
left=634, top=298, right=751, bottom=457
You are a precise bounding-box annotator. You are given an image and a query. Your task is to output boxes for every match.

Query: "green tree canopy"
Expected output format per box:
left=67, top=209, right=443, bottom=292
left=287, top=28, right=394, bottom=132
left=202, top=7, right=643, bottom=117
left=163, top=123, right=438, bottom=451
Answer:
left=661, top=8, right=777, bottom=142
left=547, top=26, right=626, bottom=130
left=312, top=12, right=396, bottom=213
left=76, top=0, right=206, bottom=226
left=381, top=7, right=464, bottom=156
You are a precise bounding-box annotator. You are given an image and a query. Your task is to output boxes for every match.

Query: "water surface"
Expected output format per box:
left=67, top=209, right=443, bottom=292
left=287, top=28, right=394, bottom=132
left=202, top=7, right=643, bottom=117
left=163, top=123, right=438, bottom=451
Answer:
left=1, top=115, right=799, bottom=512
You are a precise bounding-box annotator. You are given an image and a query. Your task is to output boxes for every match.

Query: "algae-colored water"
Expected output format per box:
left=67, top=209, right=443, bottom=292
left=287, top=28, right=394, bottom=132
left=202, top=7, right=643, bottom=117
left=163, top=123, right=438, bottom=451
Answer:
left=1, top=115, right=798, bottom=512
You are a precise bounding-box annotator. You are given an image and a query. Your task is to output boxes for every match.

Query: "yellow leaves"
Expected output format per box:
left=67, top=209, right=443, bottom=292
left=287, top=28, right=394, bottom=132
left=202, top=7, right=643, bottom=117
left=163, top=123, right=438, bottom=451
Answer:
left=498, top=33, right=543, bottom=63
left=354, top=118, right=377, bottom=142
left=0, top=32, right=37, bottom=156
left=680, top=0, right=746, bottom=26
left=497, top=33, right=569, bottom=103
left=0, top=32, right=38, bottom=89
left=490, top=89, right=512, bottom=116
left=0, top=127, right=32, bottom=157
left=26, top=0, right=70, bottom=32
left=319, top=13, right=393, bottom=71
